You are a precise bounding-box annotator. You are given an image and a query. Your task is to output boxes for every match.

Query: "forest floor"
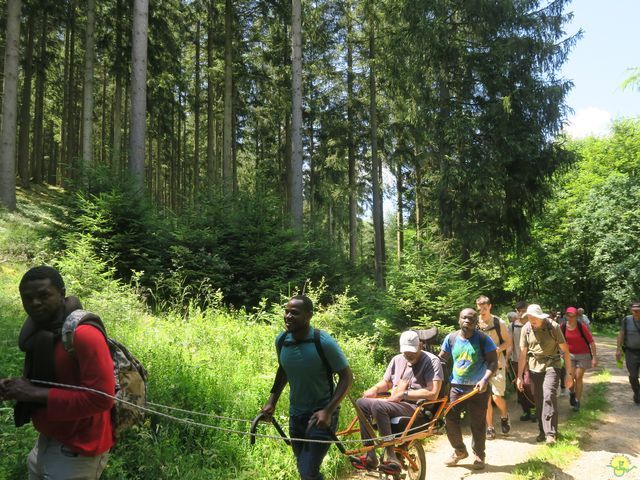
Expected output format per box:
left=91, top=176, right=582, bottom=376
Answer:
left=343, top=336, right=640, bottom=480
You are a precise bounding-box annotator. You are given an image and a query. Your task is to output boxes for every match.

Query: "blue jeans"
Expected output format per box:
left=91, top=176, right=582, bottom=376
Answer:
left=289, top=411, right=339, bottom=480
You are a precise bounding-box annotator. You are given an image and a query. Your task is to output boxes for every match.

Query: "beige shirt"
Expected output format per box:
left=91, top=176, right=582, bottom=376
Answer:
left=520, top=319, right=566, bottom=372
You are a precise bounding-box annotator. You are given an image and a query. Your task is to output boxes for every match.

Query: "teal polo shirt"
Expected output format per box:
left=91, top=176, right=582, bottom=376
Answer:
left=276, top=327, right=349, bottom=416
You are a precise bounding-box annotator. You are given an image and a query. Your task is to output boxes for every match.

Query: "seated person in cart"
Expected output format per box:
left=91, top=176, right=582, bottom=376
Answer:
left=353, top=330, right=443, bottom=472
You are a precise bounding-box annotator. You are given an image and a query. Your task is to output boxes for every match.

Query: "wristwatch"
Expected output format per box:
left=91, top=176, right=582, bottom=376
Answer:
left=403, top=390, right=409, bottom=401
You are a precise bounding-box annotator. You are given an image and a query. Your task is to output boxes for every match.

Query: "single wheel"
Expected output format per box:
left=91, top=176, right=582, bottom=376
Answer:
left=396, top=440, right=426, bottom=480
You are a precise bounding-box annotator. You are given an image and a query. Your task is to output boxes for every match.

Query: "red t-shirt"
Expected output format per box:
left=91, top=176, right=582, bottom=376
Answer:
left=563, top=322, right=594, bottom=355
left=31, top=325, right=115, bottom=456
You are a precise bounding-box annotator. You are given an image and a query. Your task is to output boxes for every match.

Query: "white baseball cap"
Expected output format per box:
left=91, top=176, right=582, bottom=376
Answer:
left=400, top=330, right=420, bottom=353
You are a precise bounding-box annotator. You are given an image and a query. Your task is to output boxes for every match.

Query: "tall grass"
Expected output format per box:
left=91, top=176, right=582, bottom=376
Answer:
left=0, top=194, right=383, bottom=479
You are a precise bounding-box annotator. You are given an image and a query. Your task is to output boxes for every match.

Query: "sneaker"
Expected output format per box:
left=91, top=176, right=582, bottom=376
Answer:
left=500, top=416, right=511, bottom=434
left=444, top=450, right=469, bottom=467
left=536, top=432, right=546, bottom=442
left=472, top=456, right=485, bottom=470
left=519, top=411, right=532, bottom=422
left=545, top=435, right=556, bottom=445
left=569, top=391, right=576, bottom=407
left=573, top=400, right=581, bottom=412
left=559, top=387, right=567, bottom=397
left=634, top=393, right=640, bottom=404
left=530, top=410, right=537, bottom=422
left=486, top=427, right=496, bottom=440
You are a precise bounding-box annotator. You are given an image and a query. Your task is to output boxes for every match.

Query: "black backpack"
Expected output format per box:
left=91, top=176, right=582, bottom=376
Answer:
left=276, top=328, right=334, bottom=396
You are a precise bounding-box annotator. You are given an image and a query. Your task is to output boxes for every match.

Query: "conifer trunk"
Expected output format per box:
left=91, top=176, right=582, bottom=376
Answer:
left=32, top=11, right=47, bottom=184
left=369, top=9, right=385, bottom=288
left=222, top=0, right=233, bottom=195
left=193, top=19, right=201, bottom=202
left=81, top=0, right=96, bottom=179
left=17, top=14, right=35, bottom=188
left=0, top=0, right=22, bottom=210
left=290, top=0, right=303, bottom=233
left=129, top=0, right=149, bottom=195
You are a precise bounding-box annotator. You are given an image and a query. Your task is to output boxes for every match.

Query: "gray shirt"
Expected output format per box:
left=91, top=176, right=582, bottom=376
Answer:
left=509, top=321, right=525, bottom=362
left=622, top=316, right=640, bottom=350
left=383, top=351, right=443, bottom=392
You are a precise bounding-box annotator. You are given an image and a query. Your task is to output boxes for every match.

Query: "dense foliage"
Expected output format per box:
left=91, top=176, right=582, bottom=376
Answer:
left=500, top=118, right=640, bottom=320
left=0, top=192, right=383, bottom=480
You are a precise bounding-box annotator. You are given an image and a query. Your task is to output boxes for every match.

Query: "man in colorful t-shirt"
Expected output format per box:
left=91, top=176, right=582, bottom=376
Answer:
left=261, top=295, right=353, bottom=480
left=439, top=308, right=498, bottom=470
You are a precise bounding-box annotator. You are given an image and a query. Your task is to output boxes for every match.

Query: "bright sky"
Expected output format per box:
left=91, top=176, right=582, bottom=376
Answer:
left=561, top=0, right=640, bottom=138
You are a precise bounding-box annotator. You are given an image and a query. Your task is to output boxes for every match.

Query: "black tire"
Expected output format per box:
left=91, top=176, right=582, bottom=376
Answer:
left=399, top=441, right=426, bottom=480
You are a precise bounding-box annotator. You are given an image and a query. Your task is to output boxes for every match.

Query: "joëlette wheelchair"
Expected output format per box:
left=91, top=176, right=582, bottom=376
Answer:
left=250, top=327, right=478, bottom=480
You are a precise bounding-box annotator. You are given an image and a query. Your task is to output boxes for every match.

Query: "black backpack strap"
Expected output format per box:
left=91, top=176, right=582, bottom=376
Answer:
left=276, top=329, right=335, bottom=397
left=313, top=329, right=335, bottom=397
left=561, top=321, right=592, bottom=358
left=276, top=332, right=287, bottom=367
left=493, top=316, right=504, bottom=347
left=576, top=321, right=592, bottom=358
left=448, top=330, right=460, bottom=352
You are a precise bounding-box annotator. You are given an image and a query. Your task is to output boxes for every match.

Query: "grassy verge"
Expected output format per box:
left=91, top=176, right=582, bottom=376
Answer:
left=513, top=370, right=610, bottom=480
left=0, top=191, right=383, bottom=480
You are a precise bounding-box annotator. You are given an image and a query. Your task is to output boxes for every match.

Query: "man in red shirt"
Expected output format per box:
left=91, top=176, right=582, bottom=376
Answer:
left=562, top=306, right=597, bottom=412
left=0, top=266, right=114, bottom=479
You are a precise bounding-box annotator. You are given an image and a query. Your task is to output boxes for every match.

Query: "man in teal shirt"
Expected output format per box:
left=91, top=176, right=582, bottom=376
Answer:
left=262, top=295, right=353, bottom=480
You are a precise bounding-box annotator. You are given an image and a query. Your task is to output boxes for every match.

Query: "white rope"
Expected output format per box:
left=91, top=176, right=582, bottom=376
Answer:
left=146, top=401, right=253, bottom=423
left=25, top=380, right=435, bottom=445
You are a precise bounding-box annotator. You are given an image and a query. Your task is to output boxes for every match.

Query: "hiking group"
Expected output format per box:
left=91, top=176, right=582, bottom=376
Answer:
left=0, top=266, right=637, bottom=479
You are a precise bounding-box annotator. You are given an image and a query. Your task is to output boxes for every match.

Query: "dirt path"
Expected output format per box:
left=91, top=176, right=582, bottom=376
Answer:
left=560, top=336, right=640, bottom=480
left=344, top=335, right=640, bottom=479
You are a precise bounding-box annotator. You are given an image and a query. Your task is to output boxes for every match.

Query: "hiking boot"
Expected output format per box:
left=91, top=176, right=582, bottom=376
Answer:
left=444, top=450, right=469, bottom=467
left=573, top=400, right=581, bottom=412
left=519, top=411, right=532, bottom=422
left=500, top=416, right=511, bottom=434
left=486, top=427, right=496, bottom=440
left=535, top=432, right=546, bottom=442
left=472, top=455, right=485, bottom=470
left=545, top=435, right=556, bottom=445
left=569, top=391, right=576, bottom=407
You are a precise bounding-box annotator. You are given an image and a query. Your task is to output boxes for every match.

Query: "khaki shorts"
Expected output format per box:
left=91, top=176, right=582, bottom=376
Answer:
left=571, top=353, right=592, bottom=370
left=489, top=368, right=506, bottom=396
left=28, top=434, right=109, bottom=480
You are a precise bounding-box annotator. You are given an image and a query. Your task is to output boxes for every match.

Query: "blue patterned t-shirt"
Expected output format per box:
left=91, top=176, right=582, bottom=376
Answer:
left=441, top=330, right=496, bottom=386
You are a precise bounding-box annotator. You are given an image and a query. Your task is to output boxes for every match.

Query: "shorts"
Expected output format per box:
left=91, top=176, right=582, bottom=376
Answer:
left=571, top=353, right=592, bottom=370
left=489, top=368, right=506, bottom=396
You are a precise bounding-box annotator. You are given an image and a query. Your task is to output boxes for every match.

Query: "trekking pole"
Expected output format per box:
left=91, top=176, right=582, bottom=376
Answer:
left=250, top=412, right=292, bottom=446
left=304, top=417, right=346, bottom=454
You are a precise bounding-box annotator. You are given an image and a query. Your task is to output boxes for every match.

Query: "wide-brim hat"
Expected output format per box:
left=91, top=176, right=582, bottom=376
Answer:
left=522, top=304, right=549, bottom=320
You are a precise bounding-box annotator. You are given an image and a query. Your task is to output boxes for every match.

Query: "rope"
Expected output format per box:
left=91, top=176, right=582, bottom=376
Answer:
left=146, top=401, right=254, bottom=423
left=23, top=380, right=432, bottom=445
